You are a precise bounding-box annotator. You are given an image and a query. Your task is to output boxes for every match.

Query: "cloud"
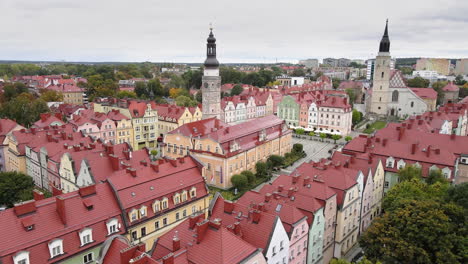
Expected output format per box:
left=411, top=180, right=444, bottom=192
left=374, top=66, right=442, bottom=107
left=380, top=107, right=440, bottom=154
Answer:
left=0, top=0, right=467, bottom=62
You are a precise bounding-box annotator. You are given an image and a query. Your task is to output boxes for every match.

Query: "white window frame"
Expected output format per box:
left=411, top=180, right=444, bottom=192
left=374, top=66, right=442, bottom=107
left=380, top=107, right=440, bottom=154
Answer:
left=83, top=252, right=93, bottom=263
left=13, top=251, right=29, bottom=264
left=106, top=218, right=119, bottom=235
left=48, top=239, right=64, bottom=258
left=79, top=228, right=93, bottom=246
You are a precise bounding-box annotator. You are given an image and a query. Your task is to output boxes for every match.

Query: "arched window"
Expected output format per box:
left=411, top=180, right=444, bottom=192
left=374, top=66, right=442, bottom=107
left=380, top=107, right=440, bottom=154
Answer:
left=410, top=101, right=414, bottom=107
left=381, top=72, right=384, bottom=78
left=392, top=90, right=399, bottom=102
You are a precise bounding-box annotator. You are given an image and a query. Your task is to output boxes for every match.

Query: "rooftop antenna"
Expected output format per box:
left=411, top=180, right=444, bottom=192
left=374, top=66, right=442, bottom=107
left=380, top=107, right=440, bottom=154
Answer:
left=209, top=22, right=213, bottom=31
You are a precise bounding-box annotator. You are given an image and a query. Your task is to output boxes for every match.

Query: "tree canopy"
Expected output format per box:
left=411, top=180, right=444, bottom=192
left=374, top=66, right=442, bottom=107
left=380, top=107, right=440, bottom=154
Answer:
left=407, top=77, right=430, bottom=88
left=0, top=172, right=35, bottom=207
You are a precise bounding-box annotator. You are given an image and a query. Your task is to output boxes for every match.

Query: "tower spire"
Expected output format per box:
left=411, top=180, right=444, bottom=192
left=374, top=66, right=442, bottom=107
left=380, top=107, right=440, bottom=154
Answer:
left=379, top=19, right=390, bottom=53
left=204, top=25, right=219, bottom=68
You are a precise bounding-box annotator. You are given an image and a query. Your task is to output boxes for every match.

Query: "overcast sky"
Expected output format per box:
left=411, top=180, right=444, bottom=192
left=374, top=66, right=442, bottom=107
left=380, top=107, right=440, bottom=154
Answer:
left=1, top=0, right=467, bottom=63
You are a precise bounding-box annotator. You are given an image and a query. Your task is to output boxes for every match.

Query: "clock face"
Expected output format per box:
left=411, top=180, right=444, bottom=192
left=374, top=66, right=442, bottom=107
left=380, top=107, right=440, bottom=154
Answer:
left=204, top=82, right=208, bottom=88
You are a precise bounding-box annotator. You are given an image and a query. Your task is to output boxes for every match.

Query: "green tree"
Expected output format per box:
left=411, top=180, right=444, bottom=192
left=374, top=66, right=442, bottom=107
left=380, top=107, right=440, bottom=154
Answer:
left=446, top=183, right=468, bottom=210
left=150, top=149, right=158, bottom=161
left=255, top=162, right=269, bottom=179
left=345, top=88, right=356, bottom=105
left=0, top=172, right=35, bottom=207
left=332, top=78, right=341, bottom=89
left=292, top=143, right=303, bottom=154
left=331, top=134, right=342, bottom=143
left=0, top=95, right=49, bottom=127
left=407, top=76, right=430, bottom=88
left=148, top=79, right=164, bottom=97
left=195, top=90, right=202, bottom=103
left=230, top=84, right=243, bottom=96
left=134, top=82, right=148, bottom=98
left=267, top=155, right=285, bottom=168
left=39, top=90, right=63, bottom=102
left=345, top=136, right=353, bottom=142
left=352, top=109, right=362, bottom=125
left=398, top=165, right=422, bottom=182
left=291, top=68, right=305, bottom=77
left=175, top=95, right=198, bottom=107
left=432, top=81, right=447, bottom=105
left=116, top=91, right=137, bottom=99
left=295, top=128, right=305, bottom=135
left=360, top=199, right=467, bottom=264
left=231, top=174, right=248, bottom=190
left=426, top=169, right=448, bottom=185
left=309, top=131, right=316, bottom=137
left=455, top=75, right=467, bottom=85
left=241, top=170, right=255, bottom=185
left=319, top=133, right=327, bottom=141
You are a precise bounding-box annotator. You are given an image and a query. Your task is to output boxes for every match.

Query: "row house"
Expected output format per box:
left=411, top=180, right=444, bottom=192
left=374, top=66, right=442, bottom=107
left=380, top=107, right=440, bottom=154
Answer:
left=0, top=155, right=209, bottom=264
left=210, top=195, right=290, bottom=264
left=164, top=115, right=292, bottom=189
left=50, top=103, right=87, bottom=120
left=0, top=184, right=126, bottom=264
left=0, top=119, right=23, bottom=172
left=25, top=130, right=94, bottom=191
left=237, top=191, right=310, bottom=264
left=343, top=122, right=468, bottom=191
left=106, top=109, right=134, bottom=145
left=5, top=125, right=75, bottom=174
left=278, top=90, right=352, bottom=135
left=257, top=175, right=335, bottom=264
left=94, top=99, right=159, bottom=149
left=221, top=93, right=275, bottom=125
left=154, top=104, right=202, bottom=137
left=46, top=84, right=86, bottom=105
left=106, top=156, right=210, bottom=249
left=33, top=113, right=65, bottom=128
left=99, top=214, right=267, bottom=264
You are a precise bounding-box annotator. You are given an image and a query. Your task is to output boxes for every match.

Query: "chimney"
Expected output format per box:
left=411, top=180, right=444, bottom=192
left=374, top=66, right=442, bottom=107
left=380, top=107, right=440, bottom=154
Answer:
left=224, top=200, right=234, bottom=214
left=450, top=133, right=456, bottom=140
left=273, top=192, right=280, bottom=200
left=179, top=157, right=185, bottom=164
left=209, top=219, right=222, bottom=230
left=303, top=176, right=311, bottom=186
left=40, top=113, right=48, bottom=122
left=33, top=190, right=45, bottom=201
left=287, top=187, right=294, bottom=197
left=292, top=174, right=299, bottom=184
left=54, top=113, right=63, bottom=121
left=251, top=210, right=261, bottom=224
left=73, top=145, right=80, bottom=152
left=278, top=185, right=284, bottom=192
left=398, top=128, right=405, bottom=141
left=13, top=200, right=36, bottom=217
left=119, top=246, right=136, bottom=264
left=426, top=145, right=431, bottom=157
left=89, top=142, right=96, bottom=149
left=189, top=214, right=201, bottom=229
left=350, top=156, right=355, bottom=164
left=68, top=134, right=73, bottom=140
left=162, top=253, right=174, bottom=264
left=368, top=154, right=373, bottom=164
left=79, top=185, right=96, bottom=197
left=30, top=127, right=36, bottom=135
left=382, top=138, right=388, bottom=147
left=123, top=149, right=131, bottom=160
left=411, top=143, right=417, bottom=155
left=258, top=202, right=265, bottom=211
left=172, top=237, right=181, bottom=251
left=435, top=148, right=440, bottom=155
left=264, top=193, right=272, bottom=203
left=126, top=167, right=137, bottom=177
left=140, top=160, right=148, bottom=167
left=61, top=131, right=67, bottom=140
left=150, top=162, right=159, bottom=172
left=107, top=144, right=114, bottom=155
left=233, top=222, right=242, bottom=236
left=56, top=196, right=67, bottom=225
left=196, top=220, right=209, bottom=243
left=46, top=133, right=53, bottom=142
left=169, top=159, right=178, bottom=167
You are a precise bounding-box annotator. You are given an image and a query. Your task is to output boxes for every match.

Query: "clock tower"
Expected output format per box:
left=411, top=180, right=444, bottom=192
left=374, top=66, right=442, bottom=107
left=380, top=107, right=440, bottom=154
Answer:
left=202, top=27, right=221, bottom=120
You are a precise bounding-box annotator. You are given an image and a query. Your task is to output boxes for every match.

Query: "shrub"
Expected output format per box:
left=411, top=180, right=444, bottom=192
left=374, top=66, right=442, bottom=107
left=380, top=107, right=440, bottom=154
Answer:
left=241, top=170, right=255, bottom=184
left=292, top=143, right=303, bottom=154
left=231, top=174, right=248, bottom=190
left=255, top=162, right=269, bottom=179
left=345, top=136, right=353, bottom=142
left=268, top=155, right=285, bottom=168
left=295, top=128, right=305, bottom=135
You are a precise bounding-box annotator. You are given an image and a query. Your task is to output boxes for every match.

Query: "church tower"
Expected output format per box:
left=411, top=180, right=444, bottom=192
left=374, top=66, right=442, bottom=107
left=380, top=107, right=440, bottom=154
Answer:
left=370, top=20, right=392, bottom=115
left=202, top=27, right=221, bottom=120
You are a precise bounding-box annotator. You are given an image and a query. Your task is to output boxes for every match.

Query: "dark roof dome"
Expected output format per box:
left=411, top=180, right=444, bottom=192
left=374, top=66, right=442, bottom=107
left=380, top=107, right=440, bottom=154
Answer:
left=207, top=30, right=216, bottom=43
left=204, top=28, right=219, bottom=68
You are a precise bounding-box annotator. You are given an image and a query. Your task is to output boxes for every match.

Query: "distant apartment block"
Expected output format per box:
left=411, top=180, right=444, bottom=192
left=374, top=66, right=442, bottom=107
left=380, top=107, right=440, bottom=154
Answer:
left=416, top=58, right=450, bottom=76
left=299, top=58, right=319, bottom=68
left=455, top=59, right=468, bottom=75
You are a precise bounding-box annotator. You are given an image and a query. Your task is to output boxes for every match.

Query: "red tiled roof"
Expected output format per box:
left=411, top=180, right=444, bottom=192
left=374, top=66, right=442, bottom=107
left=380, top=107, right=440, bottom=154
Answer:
left=46, top=84, right=83, bottom=93
left=0, top=182, right=124, bottom=263
left=442, top=82, right=459, bottom=92
left=169, top=118, right=227, bottom=138
left=0, top=119, right=21, bottom=144
left=33, top=113, right=64, bottom=128
left=410, top=88, right=437, bottom=100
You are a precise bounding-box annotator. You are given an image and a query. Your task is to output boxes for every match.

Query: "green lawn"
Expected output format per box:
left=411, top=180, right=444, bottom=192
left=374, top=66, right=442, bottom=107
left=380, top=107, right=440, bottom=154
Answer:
left=363, top=121, right=387, bottom=134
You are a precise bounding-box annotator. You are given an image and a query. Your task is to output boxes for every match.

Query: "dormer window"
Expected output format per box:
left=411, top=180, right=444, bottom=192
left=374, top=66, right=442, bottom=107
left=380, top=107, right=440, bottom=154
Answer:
left=139, top=206, right=147, bottom=218
left=13, top=251, right=29, bottom=264
left=182, top=191, right=188, bottom=202
left=162, top=198, right=169, bottom=209
left=130, top=209, right=138, bottom=222
left=79, top=228, right=93, bottom=246
left=190, top=187, right=197, bottom=198
left=153, top=200, right=161, bottom=213
left=48, top=239, right=64, bottom=258
left=386, top=157, right=395, bottom=168
left=106, top=218, right=119, bottom=235
left=174, top=193, right=181, bottom=205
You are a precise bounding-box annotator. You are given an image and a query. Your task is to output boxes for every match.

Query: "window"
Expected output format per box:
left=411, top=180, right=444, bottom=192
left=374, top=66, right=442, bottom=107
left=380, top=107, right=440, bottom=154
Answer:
left=153, top=201, right=161, bottom=213
left=272, top=246, right=276, bottom=256
left=131, top=231, right=137, bottom=241
left=141, top=227, right=146, bottom=237
left=410, top=101, right=414, bottom=107
left=280, top=240, right=284, bottom=250
left=79, top=228, right=93, bottom=246
left=48, top=239, right=63, bottom=258
left=163, top=218, right=168, bottom=226
left=176, top=212, right=180, bottom=220
left=155, top=221, right=160, bottom=229
left=392, top=90, right=399, bottom=102
left=381, top=72, right=384, bottom=78
left=83, top=252, right=93, bottom=263
left=190, top=187, right=196, bottom=198
left=183, top=209, right=187, bottom=217
left=162, top=198, right=168, bottom=209
left=140, top=207, right=147, bottom=218
left=130, top=210, right=138, bottom=222
left=13, top=251, right=29, bottom=264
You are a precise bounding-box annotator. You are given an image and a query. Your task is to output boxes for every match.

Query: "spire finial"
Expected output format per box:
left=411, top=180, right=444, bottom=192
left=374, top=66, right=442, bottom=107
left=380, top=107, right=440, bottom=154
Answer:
left=209, top=22, right=213, bottom=32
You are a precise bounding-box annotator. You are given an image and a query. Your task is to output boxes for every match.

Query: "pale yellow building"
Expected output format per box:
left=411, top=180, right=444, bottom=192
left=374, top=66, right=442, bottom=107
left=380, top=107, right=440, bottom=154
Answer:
left=164, top=115, right=292, bottom=189
left=154, top=104, right=202, bottom=136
